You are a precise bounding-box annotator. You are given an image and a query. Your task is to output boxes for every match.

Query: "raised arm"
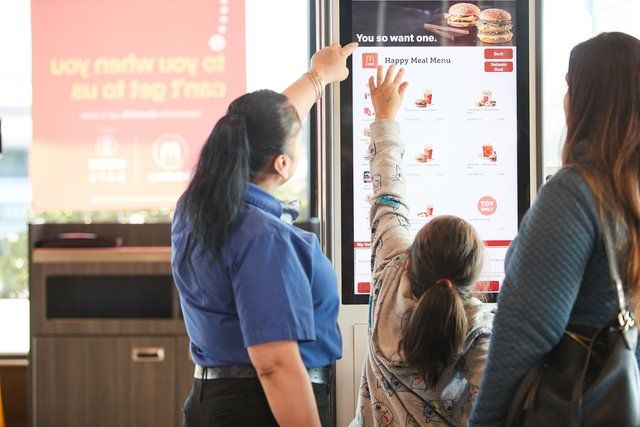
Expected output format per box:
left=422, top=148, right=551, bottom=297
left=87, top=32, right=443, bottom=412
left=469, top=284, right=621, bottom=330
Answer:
left=283, top=42, right=357, bottom=122
left=368, top=65, right=412, bottom=269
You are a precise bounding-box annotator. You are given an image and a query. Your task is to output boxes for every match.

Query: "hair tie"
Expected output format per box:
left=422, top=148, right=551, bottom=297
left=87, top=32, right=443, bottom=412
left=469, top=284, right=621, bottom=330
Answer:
left=436, top=278, right=453, bottom=288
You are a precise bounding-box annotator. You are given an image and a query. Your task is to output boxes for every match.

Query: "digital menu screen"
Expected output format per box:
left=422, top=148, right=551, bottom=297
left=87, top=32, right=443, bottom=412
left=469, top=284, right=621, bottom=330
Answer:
left=341, top=0, right=529, bottom=303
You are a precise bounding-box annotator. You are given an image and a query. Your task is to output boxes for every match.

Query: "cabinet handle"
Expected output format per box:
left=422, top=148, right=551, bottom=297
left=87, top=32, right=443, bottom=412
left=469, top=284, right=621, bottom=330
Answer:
left=131, top=347, right=165, bottom=362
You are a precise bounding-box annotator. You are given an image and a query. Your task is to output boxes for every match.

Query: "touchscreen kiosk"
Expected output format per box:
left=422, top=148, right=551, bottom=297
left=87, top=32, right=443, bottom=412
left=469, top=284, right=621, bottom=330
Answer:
left=340, top=0, right=530, bottom=304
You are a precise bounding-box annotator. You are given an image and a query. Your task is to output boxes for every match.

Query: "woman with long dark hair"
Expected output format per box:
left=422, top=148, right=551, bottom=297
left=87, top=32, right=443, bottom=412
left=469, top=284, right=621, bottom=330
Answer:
left=354, top=66, right=494, bottom=426
left=171, top=42, right=357, bottom=427
left=469, top=32, right=640, bottom=426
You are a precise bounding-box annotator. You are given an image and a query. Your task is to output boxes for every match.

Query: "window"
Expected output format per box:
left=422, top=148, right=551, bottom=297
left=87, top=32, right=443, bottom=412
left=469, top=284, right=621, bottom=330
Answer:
left=0, top=0, right=31, bottom=355
left=541, top=0, right=640, bottom=178
left=0, top=0, right=312, bottom=355
left=246, top=0, right=312, bottom=219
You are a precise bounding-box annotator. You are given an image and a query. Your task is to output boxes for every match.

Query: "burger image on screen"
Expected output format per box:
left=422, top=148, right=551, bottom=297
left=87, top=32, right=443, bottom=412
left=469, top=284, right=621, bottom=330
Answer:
left=445, top=3, right=481, bottom=28
left=477, top=8, right=513, bottom=44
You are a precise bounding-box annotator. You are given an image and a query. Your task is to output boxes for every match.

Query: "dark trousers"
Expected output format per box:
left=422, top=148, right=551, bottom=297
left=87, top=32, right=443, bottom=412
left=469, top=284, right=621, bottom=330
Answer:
left=183, top=377, right=332, bottom=427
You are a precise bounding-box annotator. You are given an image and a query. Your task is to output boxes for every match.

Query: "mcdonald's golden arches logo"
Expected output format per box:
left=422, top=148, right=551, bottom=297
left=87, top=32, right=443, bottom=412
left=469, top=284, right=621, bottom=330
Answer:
left=362, top=52, right=378, bottom=68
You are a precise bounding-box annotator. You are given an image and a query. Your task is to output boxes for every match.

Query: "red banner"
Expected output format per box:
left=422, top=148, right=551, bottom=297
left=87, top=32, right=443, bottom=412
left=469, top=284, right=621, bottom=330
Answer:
left=31, top=0, right=246, bottom=212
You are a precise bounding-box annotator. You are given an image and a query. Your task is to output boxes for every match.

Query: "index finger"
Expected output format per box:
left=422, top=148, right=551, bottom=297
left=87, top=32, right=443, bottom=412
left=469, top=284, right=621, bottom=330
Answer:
left=341, top=42, right=359, bottom=57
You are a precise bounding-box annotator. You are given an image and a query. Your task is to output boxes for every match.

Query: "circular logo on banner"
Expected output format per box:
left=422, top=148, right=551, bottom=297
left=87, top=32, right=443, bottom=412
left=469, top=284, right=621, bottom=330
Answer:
left=478, top=196, right=497, bottom=216
left=94, top=135, right=119, bottom=157
left=152, top=134, right=188, bottom=171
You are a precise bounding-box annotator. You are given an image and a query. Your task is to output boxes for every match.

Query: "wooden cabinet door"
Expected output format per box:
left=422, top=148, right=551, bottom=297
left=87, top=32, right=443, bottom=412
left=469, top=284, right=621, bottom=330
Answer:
left=34, top=336, right=176, bottom=427
left=121, top=337, right=176, bottom=427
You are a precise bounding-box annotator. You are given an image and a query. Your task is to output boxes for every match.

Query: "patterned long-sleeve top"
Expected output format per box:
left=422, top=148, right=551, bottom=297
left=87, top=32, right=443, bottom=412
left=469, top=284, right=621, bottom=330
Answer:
left=354, top=120, right=494, bottom=427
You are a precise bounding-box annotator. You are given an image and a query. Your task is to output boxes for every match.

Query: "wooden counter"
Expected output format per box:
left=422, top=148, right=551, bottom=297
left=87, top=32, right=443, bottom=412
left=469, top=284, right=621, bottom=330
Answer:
left=32, top=246, right=171, bottom=264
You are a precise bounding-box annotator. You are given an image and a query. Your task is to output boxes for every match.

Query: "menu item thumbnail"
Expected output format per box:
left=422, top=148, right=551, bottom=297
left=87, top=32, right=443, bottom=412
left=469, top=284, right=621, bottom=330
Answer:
left=476, top=89, right=497, bottom=107
left=477, top=9, right=513, bottom=44
left=424, top=89, right=433, bottom=105
left=482, top=143, right=498, bottom=162
left=414, top=89, right=433, bottom=108
left=416, top=145, right=434, bottom=163
left=445, top=3, right=481, bottom=28
left=417, top=204, right=434, bottom=218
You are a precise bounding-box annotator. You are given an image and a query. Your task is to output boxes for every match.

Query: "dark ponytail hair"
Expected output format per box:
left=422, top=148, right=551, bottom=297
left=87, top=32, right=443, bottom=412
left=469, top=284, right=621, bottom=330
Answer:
left=400, top=216, right=484, bottom=388
left=181, top=89, right=301, bottom=260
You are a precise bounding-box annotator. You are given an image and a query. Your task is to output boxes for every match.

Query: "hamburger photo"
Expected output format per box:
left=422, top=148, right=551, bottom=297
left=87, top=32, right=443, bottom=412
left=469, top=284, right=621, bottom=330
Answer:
left=477, top=8, right=513, bottom=44
left=445, top=3, right=481, bottom=28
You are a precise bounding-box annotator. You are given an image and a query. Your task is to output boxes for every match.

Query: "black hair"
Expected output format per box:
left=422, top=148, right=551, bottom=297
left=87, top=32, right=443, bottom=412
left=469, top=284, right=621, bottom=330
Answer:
left=181, top=89, right=301, bottom=260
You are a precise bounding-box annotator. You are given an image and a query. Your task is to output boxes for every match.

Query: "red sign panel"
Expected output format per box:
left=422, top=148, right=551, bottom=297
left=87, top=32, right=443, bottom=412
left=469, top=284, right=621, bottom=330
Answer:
left=31, top=0, right=246, bottom=212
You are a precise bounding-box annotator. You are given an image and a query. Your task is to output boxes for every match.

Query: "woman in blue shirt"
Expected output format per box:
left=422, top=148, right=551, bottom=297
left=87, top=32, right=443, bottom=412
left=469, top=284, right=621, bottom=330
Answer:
left=172, top=42, right=357, bottom=426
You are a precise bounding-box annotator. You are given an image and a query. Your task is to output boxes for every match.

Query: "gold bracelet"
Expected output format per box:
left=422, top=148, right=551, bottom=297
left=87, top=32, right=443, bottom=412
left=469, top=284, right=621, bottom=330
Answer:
left=304, top=71, right=322, bottom=100
left=304, top=71, right=324, bottom=101
left=307, top=71, right=322, bottom=98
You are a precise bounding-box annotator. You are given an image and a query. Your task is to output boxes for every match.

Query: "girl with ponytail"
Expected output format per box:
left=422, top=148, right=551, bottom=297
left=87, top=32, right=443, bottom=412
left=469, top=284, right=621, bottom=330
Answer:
left=402, top=216, right=485, bottom=389
left=354, top=66, right=493, bottom=427
left=172, top=42, right=357, bottom=427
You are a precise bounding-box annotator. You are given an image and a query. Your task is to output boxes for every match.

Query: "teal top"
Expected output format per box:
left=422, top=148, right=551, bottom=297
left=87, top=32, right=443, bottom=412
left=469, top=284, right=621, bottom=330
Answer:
left=469, top=168, right=640, bottom=426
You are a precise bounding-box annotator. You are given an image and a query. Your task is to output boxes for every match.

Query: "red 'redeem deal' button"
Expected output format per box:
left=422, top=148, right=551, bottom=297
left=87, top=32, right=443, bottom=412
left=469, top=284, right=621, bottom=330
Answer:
left=484, top=48, right=513, bottom=59
left=357, top=282, right=371, bottom=294
left=485, top=61, right=513, bottom=72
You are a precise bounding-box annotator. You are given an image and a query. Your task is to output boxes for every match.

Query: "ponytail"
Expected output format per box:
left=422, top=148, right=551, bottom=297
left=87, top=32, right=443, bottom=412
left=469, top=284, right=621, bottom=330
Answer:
left=183, top=114, right=250, bottom=260
left=180, top=89, right=301, bottom=261
left=401, top=215, right=485, bottom=388
left=401, top=280, right=468, bottom=388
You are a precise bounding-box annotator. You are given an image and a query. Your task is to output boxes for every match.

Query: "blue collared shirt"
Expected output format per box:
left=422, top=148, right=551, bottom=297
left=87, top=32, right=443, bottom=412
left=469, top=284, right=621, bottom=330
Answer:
left=171, top=183, right=342, bottom=368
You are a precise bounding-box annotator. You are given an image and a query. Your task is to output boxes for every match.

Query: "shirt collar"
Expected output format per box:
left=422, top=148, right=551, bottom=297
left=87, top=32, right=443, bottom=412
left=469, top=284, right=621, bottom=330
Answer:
left=246, top=183, right=282, bottom=218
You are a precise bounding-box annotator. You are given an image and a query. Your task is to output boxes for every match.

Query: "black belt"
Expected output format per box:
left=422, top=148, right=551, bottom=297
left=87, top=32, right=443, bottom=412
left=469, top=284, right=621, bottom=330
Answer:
left=194, top=364, right=331, bottom=385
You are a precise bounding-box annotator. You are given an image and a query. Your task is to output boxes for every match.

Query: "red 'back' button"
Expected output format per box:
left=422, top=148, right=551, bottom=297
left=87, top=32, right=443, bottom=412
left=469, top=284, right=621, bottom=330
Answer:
left=485, top=62, right=513, bottom=72
left=484, top=49, right=513, bottom=59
